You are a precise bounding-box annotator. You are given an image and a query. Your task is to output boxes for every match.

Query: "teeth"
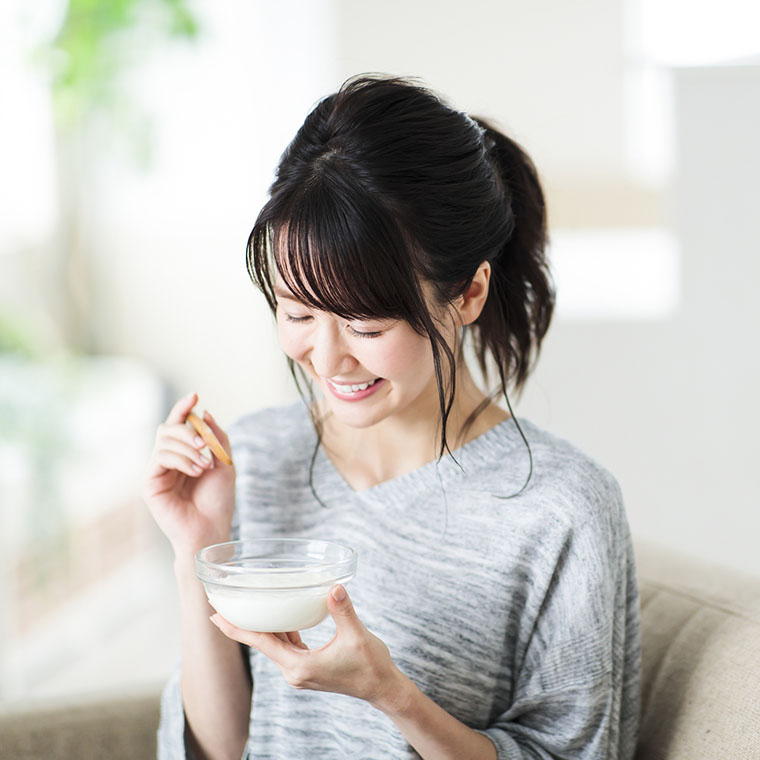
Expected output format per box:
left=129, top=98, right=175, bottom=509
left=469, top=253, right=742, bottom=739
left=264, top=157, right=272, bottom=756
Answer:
left=330, top=378, right=378, bottom=394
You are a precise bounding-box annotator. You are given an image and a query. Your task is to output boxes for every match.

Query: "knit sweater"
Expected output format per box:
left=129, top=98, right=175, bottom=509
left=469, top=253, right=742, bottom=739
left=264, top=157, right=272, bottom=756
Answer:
left=158, top=402, right=641, bottom=759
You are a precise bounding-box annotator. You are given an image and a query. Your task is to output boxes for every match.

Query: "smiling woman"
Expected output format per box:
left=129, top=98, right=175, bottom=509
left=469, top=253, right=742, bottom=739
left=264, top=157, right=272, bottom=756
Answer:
left=145, top=74, right=641, bottom=760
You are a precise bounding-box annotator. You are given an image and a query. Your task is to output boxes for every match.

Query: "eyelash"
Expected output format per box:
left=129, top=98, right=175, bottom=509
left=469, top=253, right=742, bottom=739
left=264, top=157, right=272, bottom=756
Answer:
left=283, top=314, right=383, bottom=338
left=347, top=326, right=383, bottom=339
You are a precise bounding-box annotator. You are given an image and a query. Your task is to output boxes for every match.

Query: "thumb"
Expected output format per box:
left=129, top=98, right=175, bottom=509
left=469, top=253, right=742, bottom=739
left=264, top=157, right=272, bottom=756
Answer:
left=327, top=585, right=362, bottom=633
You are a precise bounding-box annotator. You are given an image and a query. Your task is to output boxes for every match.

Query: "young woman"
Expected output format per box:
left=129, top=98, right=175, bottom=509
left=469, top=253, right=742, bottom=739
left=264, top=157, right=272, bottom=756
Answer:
left=145, top=75, right=641, bottom=760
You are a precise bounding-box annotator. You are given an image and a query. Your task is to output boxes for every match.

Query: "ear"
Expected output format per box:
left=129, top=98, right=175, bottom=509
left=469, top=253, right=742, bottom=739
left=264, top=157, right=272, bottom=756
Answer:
left=454, top=261, right=491, bottom=326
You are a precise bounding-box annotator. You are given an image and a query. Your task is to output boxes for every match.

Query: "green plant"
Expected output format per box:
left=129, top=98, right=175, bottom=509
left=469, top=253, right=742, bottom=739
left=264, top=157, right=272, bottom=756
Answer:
left=25, top=0, right=202, bottom=352
left=0, top=310, right=45, bottom=359
left=42, top=0, right=199, bottom=130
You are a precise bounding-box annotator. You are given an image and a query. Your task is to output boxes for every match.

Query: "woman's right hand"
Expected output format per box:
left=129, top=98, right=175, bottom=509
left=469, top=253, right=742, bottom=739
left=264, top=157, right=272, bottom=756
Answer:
left=142, top=392, right=236, bottom=563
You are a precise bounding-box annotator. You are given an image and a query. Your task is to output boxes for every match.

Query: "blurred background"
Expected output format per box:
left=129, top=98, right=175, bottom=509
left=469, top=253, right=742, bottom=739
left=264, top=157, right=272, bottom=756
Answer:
left=1, top=0, right=758, bottom=712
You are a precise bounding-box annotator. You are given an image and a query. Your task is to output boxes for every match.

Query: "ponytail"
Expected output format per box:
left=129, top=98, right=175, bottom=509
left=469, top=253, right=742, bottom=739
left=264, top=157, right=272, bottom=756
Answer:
left=456, top=116, right=554, bottom=497
left=468, top=116, right=554, bottom=395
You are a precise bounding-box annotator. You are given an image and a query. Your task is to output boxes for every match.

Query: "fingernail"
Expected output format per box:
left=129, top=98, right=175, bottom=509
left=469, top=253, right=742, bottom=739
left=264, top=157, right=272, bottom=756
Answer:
left=209, top=614, right=219, bottom=626
left=331, top=585, right=346, bottom=602
left=199, top=454, right=211, bottom=465
left=194, top=436, right=205, bottom=447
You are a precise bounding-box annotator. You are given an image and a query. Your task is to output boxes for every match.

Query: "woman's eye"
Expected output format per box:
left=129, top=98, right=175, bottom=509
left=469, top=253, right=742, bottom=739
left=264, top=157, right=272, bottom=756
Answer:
left=347, top=325, right=383, bottom=339
left=284, top=314, right=312, bottom=324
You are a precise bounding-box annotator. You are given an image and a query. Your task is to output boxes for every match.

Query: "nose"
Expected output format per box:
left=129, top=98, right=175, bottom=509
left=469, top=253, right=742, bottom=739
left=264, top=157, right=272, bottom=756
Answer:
left=308, top=319, right=357, bottom=379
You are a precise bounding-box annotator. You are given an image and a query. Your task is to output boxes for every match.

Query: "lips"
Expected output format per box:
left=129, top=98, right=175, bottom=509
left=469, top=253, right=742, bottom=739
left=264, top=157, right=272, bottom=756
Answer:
left=326, top=378, right=381, bottom=394
left=325, top=377, right=385, bottom=401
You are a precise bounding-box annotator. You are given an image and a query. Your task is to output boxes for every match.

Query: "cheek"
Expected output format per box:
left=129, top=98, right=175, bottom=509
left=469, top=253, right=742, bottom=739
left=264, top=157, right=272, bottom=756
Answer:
left=277, top=321, right=308, bottom=362
left=374, top=332, right=433, bottom=378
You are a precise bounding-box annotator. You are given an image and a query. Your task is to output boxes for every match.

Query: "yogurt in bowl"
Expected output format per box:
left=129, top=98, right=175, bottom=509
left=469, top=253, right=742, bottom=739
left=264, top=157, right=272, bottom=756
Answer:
left=195, top=539, right=358, bottom=632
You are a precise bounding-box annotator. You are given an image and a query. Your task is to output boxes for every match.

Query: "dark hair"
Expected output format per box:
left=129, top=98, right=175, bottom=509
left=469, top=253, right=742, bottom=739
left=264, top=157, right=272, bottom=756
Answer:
left=247, top=74, right=554, bottom=493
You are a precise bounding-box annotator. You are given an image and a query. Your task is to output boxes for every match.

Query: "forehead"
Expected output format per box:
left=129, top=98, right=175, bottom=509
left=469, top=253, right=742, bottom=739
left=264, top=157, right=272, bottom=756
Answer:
left=272, top=259, right=318, bottom=304
left=271, top=227, right=373, bottom=317
left=272, top=277, right=299, bottom=301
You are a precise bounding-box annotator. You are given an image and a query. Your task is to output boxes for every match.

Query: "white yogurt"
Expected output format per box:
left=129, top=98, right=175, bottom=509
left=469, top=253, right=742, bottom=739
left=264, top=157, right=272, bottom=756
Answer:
left=204, top=571, right=338, bottom=632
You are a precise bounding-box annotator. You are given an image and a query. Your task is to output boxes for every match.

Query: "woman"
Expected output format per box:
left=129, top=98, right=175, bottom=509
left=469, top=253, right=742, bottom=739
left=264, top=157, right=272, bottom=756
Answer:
left=145, top=75, right=641, bottom=760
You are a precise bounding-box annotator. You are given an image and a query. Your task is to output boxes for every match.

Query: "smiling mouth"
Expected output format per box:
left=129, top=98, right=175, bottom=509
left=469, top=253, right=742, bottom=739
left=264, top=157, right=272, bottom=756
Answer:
left=326, top=378, right=382, bottom=395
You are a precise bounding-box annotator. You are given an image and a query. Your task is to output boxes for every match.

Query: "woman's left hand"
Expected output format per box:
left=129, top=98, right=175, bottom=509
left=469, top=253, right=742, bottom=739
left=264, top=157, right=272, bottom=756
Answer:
left=209, top=585, right=407, bottom=710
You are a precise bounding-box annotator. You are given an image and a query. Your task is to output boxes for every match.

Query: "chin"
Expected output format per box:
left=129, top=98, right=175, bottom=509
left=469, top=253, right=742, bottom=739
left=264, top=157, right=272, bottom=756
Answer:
left=329, top=406, right=388, bottom=429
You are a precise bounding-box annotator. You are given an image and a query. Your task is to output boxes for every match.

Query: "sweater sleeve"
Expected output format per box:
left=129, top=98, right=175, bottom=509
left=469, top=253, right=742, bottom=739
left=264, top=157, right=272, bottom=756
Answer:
left=156, top=661, right=193, bottom=759
left=476, top=479, right=641, bottom=759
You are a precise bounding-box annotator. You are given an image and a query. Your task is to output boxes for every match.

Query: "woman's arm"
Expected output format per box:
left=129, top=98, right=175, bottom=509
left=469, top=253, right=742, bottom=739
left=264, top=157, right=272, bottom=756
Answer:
left=175, top=555, right=252, bottom=760
left=143, top=394, right=252, bottom=760
left=372, top=673, right=497, bottom=760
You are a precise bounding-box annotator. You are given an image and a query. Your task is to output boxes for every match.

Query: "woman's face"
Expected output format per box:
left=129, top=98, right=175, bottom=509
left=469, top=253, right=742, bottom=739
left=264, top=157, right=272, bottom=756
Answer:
left=274, top=275, right=446, bottom=431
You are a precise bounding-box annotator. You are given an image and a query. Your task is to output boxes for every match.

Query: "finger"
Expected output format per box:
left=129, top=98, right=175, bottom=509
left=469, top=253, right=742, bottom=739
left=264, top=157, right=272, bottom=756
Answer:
left=157, top=439, right=211, bottom=469
left=158, top=422, right=210, bottom=452
left=286, top=630, right=309, bottom=649
left=210, top=615, right=301, bottom=664
left=165, top=392, right=198, bottom=425
left=266, top=631, right=308, bottom=649
left=326, top=585, right=363, bottom=635
left=147, top=435, right=207, bottom=480
left=154, top=449, right=207, bottom=478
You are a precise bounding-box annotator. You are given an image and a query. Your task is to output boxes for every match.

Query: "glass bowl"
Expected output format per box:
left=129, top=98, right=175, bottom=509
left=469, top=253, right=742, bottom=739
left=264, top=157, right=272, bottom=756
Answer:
left=195, top=538, right=358, bottom=632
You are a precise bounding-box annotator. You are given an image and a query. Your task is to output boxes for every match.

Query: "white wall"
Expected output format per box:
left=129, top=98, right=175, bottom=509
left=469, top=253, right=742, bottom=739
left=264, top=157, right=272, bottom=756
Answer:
left=335, top=0, right=628, bottom=183
left=516, top=64, right=760, bottom=574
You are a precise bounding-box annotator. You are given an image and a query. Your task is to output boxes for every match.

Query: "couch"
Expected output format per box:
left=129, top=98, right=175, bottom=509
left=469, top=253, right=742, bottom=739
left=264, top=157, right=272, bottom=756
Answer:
left=634, top=540, right=760, bottom=758
left=2, top=539, right=759, bottom=759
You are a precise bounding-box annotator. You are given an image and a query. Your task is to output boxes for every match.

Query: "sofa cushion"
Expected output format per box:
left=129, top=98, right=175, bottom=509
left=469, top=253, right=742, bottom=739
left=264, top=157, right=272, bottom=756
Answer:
left=635, top=539, right=760, bottom=759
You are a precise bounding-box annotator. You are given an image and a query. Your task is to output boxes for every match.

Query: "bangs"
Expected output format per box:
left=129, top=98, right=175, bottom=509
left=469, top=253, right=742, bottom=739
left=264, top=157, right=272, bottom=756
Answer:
left=251, top=178, right=427, bottom=329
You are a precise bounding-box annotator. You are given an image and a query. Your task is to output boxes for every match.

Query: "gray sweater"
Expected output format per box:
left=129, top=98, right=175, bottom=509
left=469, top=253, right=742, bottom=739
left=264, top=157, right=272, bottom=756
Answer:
left=158, top=402, right=641, bottom=759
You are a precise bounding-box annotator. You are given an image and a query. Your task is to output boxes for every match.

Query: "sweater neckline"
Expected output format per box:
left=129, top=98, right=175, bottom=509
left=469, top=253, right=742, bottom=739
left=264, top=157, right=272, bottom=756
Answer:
left=309, top=409, right=527, bottom=507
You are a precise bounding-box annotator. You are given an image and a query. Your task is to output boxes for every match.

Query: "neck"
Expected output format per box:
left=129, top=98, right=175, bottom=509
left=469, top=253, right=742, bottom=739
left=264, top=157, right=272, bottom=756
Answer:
left=318, top=366, right=508, bottom=490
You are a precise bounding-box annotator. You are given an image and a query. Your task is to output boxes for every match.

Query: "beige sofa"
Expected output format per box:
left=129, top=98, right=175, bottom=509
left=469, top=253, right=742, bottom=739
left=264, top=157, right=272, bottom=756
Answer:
left=634, top=540, right=760, bottom=759
left=2, top=539, right=759, bottom=759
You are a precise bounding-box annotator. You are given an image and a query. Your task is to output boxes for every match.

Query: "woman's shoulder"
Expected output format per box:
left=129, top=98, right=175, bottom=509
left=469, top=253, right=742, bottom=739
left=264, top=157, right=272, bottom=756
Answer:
left=473, top=416, right=619, bottom=489
left=473, top=416, right=626, bottom=533
left=520, top=418, right=629, bottom=551
left=523, top=419, right=621, bottom=495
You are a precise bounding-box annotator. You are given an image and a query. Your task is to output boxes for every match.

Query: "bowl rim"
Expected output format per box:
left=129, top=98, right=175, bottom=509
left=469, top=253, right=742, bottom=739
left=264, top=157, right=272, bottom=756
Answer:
left=195, top=538, right=358, bottom=589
